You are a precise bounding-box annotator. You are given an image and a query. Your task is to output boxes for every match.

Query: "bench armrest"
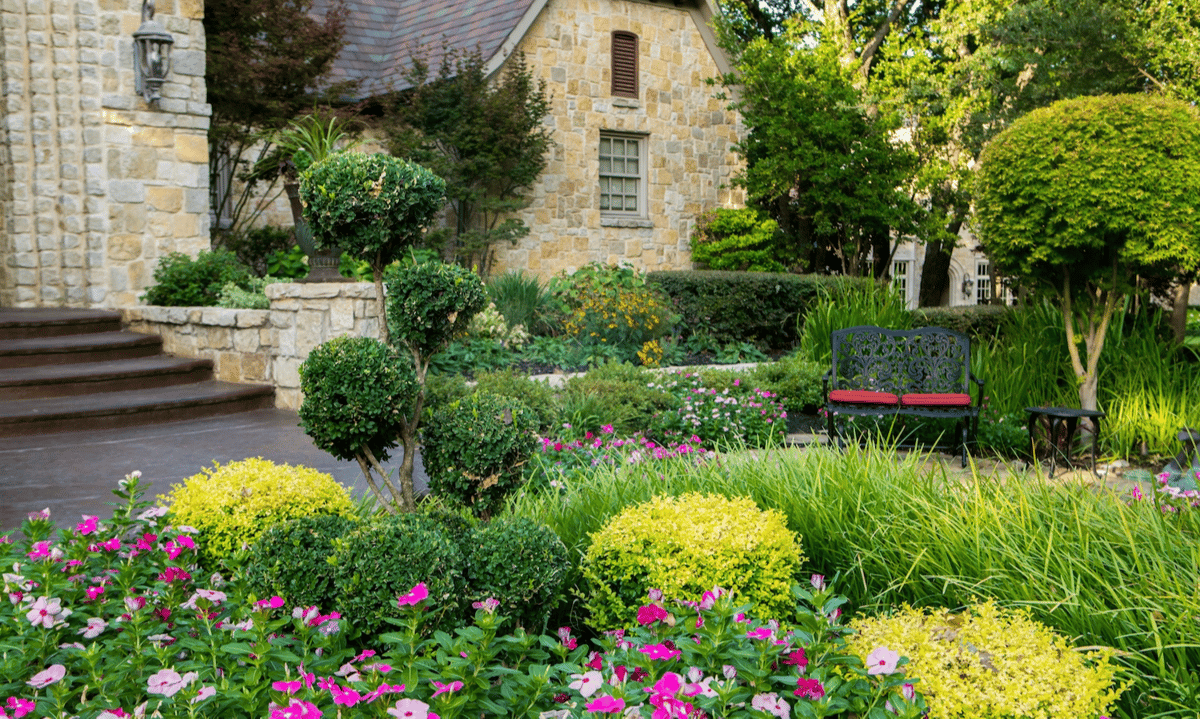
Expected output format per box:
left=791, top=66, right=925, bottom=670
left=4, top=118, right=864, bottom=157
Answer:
left=969, top=373, right=985, bottom=405
left=822, top=369, right=833, bottom=397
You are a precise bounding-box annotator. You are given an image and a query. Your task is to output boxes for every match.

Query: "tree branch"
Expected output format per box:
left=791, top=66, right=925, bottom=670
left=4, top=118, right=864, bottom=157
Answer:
left=859, top=0, right=915, bottom=79
left=354, top=452, right=396, bottom=514
left=1061, top=270, right=1086, bottom=381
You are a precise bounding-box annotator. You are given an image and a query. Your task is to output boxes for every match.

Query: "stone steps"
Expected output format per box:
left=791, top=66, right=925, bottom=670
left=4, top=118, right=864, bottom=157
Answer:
left=0, top=308, right=274, bottom=436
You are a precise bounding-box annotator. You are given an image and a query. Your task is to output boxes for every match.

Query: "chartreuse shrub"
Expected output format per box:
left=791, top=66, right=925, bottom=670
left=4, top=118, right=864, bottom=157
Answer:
left=848, top=601, right=1124, bottom=719
left=581, top=493, right=802, bottom=631
left=422, top=392, right=539, bottom=515
left=330, top=512, right=466, bottom=636
left=462, top=516, right=571, bottom=632
left=298, top=335, right=418, bottom=510
left=141, top=249, right=253, bottom=306
left=242, top=514, right=358, bottom=611
left=163, top=458, right=354, bottom=567
left=690, top=207, right=791, bottom=272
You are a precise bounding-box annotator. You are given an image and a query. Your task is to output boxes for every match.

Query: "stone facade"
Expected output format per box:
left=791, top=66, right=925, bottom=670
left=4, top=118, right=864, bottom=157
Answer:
left=485, top=0, right=743, bottom=279
left=0, top=0, right=211, bottom=308
left=123, top=282, right=381, bottom=410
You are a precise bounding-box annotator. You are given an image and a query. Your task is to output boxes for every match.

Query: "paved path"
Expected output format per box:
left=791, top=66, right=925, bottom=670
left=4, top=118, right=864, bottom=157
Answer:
left=0, top=408, right=426, bottom=532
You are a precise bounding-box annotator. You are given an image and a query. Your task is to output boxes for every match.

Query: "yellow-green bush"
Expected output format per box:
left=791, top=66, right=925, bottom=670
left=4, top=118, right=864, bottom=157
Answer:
left=163, top=458, right=355, bottom=565
left=581, top=493, right=802, bottom=631
left=848, top=601, right=1124, bottom=719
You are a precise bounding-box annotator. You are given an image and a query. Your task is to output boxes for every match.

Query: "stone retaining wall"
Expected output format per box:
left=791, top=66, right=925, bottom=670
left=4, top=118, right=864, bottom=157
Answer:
left=123, top=282, right=380, bottom=410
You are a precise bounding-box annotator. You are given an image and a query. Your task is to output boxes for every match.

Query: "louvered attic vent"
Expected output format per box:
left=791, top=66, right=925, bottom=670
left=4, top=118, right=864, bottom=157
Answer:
left=612, top=31, right=639, bottom=98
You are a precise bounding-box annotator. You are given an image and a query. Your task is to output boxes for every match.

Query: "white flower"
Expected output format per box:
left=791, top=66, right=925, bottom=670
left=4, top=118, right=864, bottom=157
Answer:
left=569, top=670, right=603, bottom=698
left=78, top=617, right=108, bottom=639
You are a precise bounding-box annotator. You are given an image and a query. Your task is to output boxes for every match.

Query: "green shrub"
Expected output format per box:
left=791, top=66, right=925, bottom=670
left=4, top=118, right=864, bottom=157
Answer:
left=267, top=244, right=310, bottom=279
left=298, top=336, right=417, bottom=465
left=215, top=275, right=284, bottom=309
left=215, top=225, right=296, bottom=277
left=750, top=353, right=825, bottom=414
left=330, top=512, right=466, bottom=635
left=472, top=368, right=558, bottom=432
left=463, top=517, right=571, bottom=632
left=646, top=270, right=870, bottom=350
left=422, top=372, right=472, bottom=421
left=562, top=361, right=676, bottom=436
left=913, top=304, right=1010, bottom=342
left=487, top=270, right=553, bottom=334
left=242, top=514, right=358, bottom=611
left=387, top=261, right=488, bottom=360
left=162, top=458, right=355, bottom=566
left=554, top=263, right=676, bottom=359
left=422, top=392, right=540, bottom=514
left=690, top=207, right=792, bottom=272
left=141, top=250, right=253, bottom=307
left=849, top=601, right=1123, bottom=719
left=581, top=492, right=803, bottom=631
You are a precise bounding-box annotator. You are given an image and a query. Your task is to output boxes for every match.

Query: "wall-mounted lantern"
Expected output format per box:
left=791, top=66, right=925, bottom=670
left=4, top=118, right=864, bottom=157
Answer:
left=961, top=275, right=974, bottom=299
left=133, top=0, right=174, bottom=106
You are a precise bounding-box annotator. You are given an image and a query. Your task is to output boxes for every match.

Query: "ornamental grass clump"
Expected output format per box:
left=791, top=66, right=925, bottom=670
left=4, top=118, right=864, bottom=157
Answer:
left=848, top=601, right=1124, bottom=719
left=581, top=492, right=803, bottom=631
left=163, top=457, right=354, bottom=567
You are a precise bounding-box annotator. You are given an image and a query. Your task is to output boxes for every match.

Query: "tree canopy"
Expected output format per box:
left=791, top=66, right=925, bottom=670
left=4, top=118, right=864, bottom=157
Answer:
left=975, top=93, right=1200, bottom=408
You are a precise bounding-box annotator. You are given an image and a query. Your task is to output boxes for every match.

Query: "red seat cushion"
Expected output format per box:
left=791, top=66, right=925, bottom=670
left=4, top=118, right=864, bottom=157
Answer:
left=901, top=393, right=972, bottom=407
left=829, top=390, right=899, bottom=405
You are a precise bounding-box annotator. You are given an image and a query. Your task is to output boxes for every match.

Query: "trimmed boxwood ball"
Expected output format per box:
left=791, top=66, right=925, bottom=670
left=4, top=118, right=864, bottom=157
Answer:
left=330, top=512, right=466, bottom=636
left=422, top=392, right=539, bottom=514
left=463, top=517, right=571, bottom=632
left=298, top=335, right=417, bottom=464
left=242, top=514, right=357, bottom=612
left=387, top=261, right=488, bottom=361
left=581, top=492, right=804, bottom=632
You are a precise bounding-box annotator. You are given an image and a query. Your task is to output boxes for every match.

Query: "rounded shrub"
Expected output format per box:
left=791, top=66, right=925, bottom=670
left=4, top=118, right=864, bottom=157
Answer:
left=242, top=514, right=357, bottom=611
left=422, top=392, right=539, bottom=514
left=848, top=601, right=1124, bottom=719
left=472, top=368, right=557, bottom=432
left=690, top=207, right=791, bottom=272
left=163, top=458, right=355, bottom=566
left=141, top=250, right=252, bottom=307
left=299, top=335, right=418, bottom=463
left=581, top=492, right=803, bottom=631
left=463, top=517, right=571, bottom=632
left=386, top=261, right=487, bottom=360
left=330, top=512, right=466, bottom=636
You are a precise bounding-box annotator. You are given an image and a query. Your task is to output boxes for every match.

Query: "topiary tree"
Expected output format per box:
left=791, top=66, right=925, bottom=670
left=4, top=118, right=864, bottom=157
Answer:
left=298, top=335, right=419, bottom=511
left=975, top=94, right=1200, bottom=411
left=299, top=152, right=446, bottom=343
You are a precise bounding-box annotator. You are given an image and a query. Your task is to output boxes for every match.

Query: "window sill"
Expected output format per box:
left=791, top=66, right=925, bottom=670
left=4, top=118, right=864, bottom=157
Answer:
left=611, top=97, right=640, bottom=108
left=600, top=217, right=653, bottom=228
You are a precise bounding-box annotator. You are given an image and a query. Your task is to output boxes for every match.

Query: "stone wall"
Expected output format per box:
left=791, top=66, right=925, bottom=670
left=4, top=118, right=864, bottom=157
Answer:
left=491, top=0, right=744, bottom=279
left=122, top=282, right=381, bottom=410
left=1, top=0, right=210, bottom=308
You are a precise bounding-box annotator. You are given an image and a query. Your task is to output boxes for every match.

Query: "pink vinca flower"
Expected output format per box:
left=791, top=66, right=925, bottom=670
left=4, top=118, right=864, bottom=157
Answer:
left=637, top=604, right=669, bottom=626
left=387, top=699, right=431, bottom=719
left=430, top=680, right=463, bottom=698
left=76, top=515, right=99, bottom=535
left=330, top=685, right=362, bottom=707
left=273, top=680, right=302, bottom=695
left=585, top=696, right=626, bottom=714
left=752, top=692, right=791, bottom=719
left=147, top=669, right=187, bottom=697
left=27, top=541, right=52, bottom=561
left=569, top=671, right=603, bottom=698
left=27, top=663, right=67, bottom=689
left=25, top=596, right=66, bottom=628
left=192, top=685, right=216, bottom=704
left=5, top=697, right=36, bottom=719
left=79, top=616, right=108, bottom=639
left=270, top=699, right=324, bottom=719
left=396, top=583, right=428, bottom=607
left=794, top=678, right=825, bottom=700
left=865, top=646, right=900, bottom=676
left=640, top=643, right=681, bottom=661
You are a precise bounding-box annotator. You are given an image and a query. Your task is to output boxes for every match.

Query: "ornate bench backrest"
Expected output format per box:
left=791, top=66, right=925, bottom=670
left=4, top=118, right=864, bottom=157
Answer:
left=829, top=325, right=971, bottom=395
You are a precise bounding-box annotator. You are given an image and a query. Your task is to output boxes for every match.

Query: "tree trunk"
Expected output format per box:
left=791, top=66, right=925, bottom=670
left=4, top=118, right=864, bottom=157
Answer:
left=917, top=240, right=952, bottom=307
left=373, top=264, right=389, bottom=345
left=1171, top=282, right=1191, bottom=344
left=1078, top=372, right=1099, bottom=412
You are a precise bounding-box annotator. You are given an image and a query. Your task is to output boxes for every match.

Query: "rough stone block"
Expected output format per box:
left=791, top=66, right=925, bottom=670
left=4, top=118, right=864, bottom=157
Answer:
left=199, top=308, right=238, bottom=327
left=233, top=329, right=259, bottom=353
left=242, top=353, right=268, bottom=382
left=146, top=186, right=182, bottom=212
left=235, top=310, right=268, bottom=328
left=106, top=234, right=142, bottom=261
left=107, top=179, right=144, bottom=203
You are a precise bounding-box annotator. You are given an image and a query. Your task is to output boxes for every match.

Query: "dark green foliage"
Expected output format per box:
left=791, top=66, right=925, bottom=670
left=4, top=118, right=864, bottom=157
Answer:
left=267, top=244, right=311, bottom=279
left=750, top=354, right=825, bottom=414
left=141, top=250, right=253, bottom=307
left=215, top=225, right=296, bottom=278
left=387, top=261, right=487, bottom=361
left=913, top=305, right=1011, bottom=342
left=426, top=338, right=511, bottom=377
left=422, top=392, right=539, bottom=514
left=298, top=336, right=417, bottom=464
left=421, top=372, right=471, bottom=422
left=473, top=369, right=557, bottom=433
left=384, top=51, right=551, bottom=272
left=243, top=514, right=356, bottom=612
left=690, top=207, right=792, bottom=272
left=646, top=271, right=870, bottom=349
left=463, top=517, right=571, bottom=632
left=561, top=362, right=676, bottom=436
left=330, top=513, right=466, bottom=635
left=300, top=152, right=446, bottom=264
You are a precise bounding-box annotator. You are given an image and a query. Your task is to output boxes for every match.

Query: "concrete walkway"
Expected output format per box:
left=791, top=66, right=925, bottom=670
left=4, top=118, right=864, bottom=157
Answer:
left=0, top=408, right=426, bottom=532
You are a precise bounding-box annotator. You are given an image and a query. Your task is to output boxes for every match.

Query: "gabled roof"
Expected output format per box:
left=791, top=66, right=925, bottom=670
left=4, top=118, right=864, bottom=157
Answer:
left=315, top=0, right=544, bottom=98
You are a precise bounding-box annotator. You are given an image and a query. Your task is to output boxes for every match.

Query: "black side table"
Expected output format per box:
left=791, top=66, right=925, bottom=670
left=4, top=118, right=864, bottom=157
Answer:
left=1024, top=407, right=1106, bottom=476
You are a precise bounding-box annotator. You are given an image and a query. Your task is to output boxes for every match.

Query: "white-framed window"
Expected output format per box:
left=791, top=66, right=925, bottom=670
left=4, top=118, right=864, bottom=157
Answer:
left=976, top=261, right=991, bottom=305
left=892, top=260, right=909, bottom=294
left=599, top=133, right=645, bottom=216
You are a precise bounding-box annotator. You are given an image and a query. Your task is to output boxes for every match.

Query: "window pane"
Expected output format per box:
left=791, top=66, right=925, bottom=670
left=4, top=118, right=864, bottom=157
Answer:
left=627, top=157, right=638, bottom=174
left=600, top=138, right=611, bottom=155
left=625, top=195, right=637, bottom=211
left=600, top=157, right=611, bottom=173
left=625, top=178, right=637, bottom=195
left=613, top=157, right=626, bottom=174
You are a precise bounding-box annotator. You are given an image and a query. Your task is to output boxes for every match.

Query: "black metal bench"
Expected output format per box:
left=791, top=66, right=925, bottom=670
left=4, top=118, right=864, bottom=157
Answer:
left=822, top=325, right=984, bottom=467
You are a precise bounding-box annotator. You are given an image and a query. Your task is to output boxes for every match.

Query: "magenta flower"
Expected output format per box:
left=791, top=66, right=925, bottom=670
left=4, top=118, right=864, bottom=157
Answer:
left=86, top=585, right=105, bottom=600
left=865, top=646, right=900, bottom=676
left=330, top=685, right=362, bottom=707
left=640, top=643, right=682, bottom=661
left=387, top=699, right=431, bottom=719
left=273, top=680, right=302, bottom=695
left=585, top=696, right=626, bottom=714
left=430, top=680, right=463, bottom=698
left=746, top=627, right=773, bottom=641
left=27, top=663, right=66, bottom=689
left=646, top=671, right=681, bottom=696
left=270, top=699, right=324, bottom=719
left=396, top=583, right=428, bottom=607
left=27, top=541, right=52, bottom=560
left=794, top=678, right=825, bottom=700
left=637, top=604, right=668, bottom=626
left=471, top=597, right=499, bottom=613
left=76, top=515, right=99, bottom=535
left=101, top=537, right=121, bottom=552
left=4, top=697, right=36, bottom=718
